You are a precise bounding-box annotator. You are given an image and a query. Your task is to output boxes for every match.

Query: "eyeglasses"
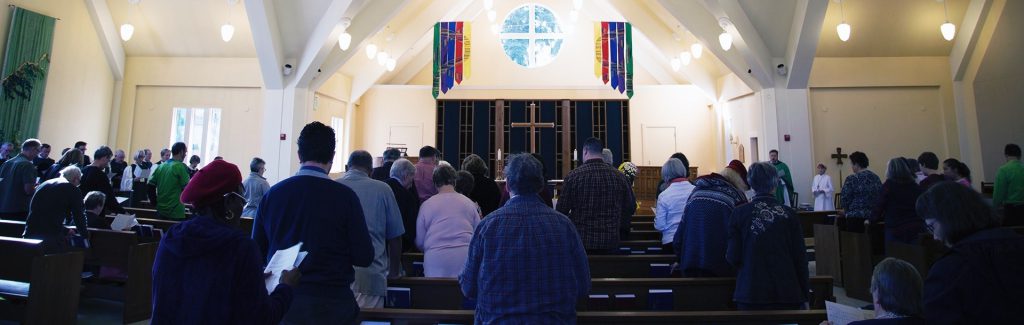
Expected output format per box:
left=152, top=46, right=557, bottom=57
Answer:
left=224, top=191, right=247, bottom=204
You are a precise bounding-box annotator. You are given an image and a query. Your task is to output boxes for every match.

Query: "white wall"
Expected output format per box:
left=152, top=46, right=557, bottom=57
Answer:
left=629, top=85, right=717, bottom=172
left=355, top=85, right=437, bottom=156
left=0, top=0, right=115, bottom=150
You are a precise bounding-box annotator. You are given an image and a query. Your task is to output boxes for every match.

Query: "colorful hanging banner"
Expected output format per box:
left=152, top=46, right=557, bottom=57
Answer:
left=594, top=21, right=633, bottom=98
left=433, top=21, right=471, bottom=98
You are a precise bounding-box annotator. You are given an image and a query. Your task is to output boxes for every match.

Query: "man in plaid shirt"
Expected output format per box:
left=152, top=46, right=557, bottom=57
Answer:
left=557, top=137, right=637, bottom=254
left=460, top=153, right=590, bottom=324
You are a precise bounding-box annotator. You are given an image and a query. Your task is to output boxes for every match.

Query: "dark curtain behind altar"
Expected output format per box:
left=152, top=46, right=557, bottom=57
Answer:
left=437, top=100, right=630, bottom=180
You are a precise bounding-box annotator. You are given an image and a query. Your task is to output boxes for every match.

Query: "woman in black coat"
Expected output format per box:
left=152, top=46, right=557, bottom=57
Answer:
left=915, top=182, right=1024, bottom=324
left=871, top=158, right=925, bottom=244
left=461, top=154, right=501, bottom=216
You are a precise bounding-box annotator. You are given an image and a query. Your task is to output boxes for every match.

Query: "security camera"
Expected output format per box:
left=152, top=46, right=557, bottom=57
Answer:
left=776, top=64, right=787, bottom=76
left=283, top=64, right=293, bottom=76
left=747, top=68, right=752, bottom=74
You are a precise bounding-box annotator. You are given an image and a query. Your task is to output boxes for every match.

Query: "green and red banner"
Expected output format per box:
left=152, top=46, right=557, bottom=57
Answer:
left=594, top=22, right=633, bottom=98
left=433, top=22, right=471, bottom=98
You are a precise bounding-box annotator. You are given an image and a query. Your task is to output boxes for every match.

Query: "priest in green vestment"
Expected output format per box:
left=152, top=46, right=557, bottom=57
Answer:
left=770, top=150, right=795, bottom=206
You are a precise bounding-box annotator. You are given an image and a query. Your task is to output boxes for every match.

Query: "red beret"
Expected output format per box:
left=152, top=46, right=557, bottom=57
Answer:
left=181, top=159, right=242, bottom=208
left=727, top=160, right=749, bottom=187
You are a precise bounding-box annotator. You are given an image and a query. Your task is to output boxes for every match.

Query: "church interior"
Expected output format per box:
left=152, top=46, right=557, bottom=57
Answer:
left=0, top=0, right=1022, bottom=323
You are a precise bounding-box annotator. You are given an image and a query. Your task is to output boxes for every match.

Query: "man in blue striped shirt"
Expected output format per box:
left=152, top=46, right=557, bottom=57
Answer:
left=460, top=153, right=590, bottom=324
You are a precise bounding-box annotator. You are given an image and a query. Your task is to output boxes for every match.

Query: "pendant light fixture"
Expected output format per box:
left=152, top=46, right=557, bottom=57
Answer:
left=836, top=0, right=850, bottom=42
left=670, top=58, right=681, bottom=72
left=221, top=0, right=238, bottom=42
left=718, top=18, right=733, bottom=51
left=680, top=51, right=692, bottom=66
left=121, top=0, right=141, bottom=42
left=366, top=43, right=378, bottom=59
left=338, top=18, right=352, bottom=51
left=940, top=0, right=956, bottom=41
left=690, top=43, right=703, bottom=59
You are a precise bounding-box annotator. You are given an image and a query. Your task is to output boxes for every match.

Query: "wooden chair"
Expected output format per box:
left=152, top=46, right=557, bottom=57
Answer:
left=0, top=236, right=85, bottom=325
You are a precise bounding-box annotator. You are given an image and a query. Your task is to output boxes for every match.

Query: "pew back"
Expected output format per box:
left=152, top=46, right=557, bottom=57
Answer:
left=358, top=308, right=828, bottom=325
left=0, top=236, right=84, bottom=325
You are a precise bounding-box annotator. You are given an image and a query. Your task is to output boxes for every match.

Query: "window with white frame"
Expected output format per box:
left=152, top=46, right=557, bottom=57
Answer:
left=330, top=116, right=345, bottom=173
left=169, top=107, right=222, bottom=166
left=500, top=3, right=565, bottom=68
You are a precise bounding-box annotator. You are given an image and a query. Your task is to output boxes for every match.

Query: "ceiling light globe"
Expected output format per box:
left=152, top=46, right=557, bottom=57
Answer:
left=837, top=22, right=851, bottom=42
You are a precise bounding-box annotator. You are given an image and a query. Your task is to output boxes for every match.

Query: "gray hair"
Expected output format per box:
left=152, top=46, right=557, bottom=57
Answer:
left=432, top=164, right=459, bottom=188
left=661, top=158, right=687, bottom=182
left=747, top=162, right=779, bottom=195
left=870, top=258, right=923, bottom=317
left=390, top=159, right=415, bottom=180
left=134, top=149, right=146, bottom=161
left=60, top=165, right=82, bottom=181
left=505, top=153, right=544, bottom=195
left=84, top=191, right=106, bottom=210
left=601, top=149, right=613, bottom=165
left=461, top=154, right=488, bottom=176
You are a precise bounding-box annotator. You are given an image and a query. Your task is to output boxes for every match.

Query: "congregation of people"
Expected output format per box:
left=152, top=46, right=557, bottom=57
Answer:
left=1, top=128, right=1022, bottom=324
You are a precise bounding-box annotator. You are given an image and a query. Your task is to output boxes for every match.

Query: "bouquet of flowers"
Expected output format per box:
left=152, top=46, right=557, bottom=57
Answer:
left=618, top=161, right=638, bottom=184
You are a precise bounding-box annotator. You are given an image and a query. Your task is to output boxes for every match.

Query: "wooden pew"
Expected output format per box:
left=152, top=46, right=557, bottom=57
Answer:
left=633, top=214, right=653, bottom=223
left=632, top=221, right=654, bottom=231
left=124, top=207, right=159, bottom=219
left=627, top=230, right=661, bottom=241
left=358, top=308, right=827, bottom=325
left=814, top=223, right=842, bottom=286
left=402, top=253, right=676, bottom=278
left=386, top=276, right=833, bottom=311
left=837, top=221, right=885, bottom=301
left=82, top=229, right=159, bottom=323
left=799, top=211, right=838, bottom=238
left=0, top=219, right=24, bottom=238
left=0, top=236, right=85, bottom=325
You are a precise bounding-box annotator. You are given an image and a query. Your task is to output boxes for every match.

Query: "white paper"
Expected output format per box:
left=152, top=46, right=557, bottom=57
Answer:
left=826, top=301, right=874, bottom=325
left=110, top=214, right=139, bottom=231
left=264, top=242, right=306, bottom=292
left=116, top=196, right=129, bottom=204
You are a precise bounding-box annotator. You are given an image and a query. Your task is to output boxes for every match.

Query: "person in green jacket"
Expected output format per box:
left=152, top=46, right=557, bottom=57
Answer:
left=149, top=142, right=191, bottom=220
left=770, top=149, right=795, bottom=206
left=994, top=144, right=1024, bottom=225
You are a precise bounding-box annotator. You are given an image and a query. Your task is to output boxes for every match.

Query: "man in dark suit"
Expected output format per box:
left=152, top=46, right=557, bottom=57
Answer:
left=372, top=148, right=402, bottom=181
left=383, top=158, right=420, bottom=252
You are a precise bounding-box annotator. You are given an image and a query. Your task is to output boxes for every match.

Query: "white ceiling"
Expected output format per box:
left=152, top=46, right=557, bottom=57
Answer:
left=106, top=0, right=257, bottom=57
left=738, top=0, right=798, bottom=58
left=816, top=0, right=969, bottom=57
left=271, top=0, right=335, bottom=60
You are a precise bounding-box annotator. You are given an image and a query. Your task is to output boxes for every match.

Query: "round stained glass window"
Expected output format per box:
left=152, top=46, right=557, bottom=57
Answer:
left=500, top=4, right=565, bottom=68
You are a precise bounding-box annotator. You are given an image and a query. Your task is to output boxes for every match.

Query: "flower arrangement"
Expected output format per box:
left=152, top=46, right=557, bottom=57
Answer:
left=618, top=161, right=638, bottom=184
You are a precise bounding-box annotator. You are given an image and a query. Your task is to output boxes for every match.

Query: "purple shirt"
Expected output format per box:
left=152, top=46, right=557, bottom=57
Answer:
left=414, top=161, right=438, bottom=203
left=416, top=191, right=480, bottom=277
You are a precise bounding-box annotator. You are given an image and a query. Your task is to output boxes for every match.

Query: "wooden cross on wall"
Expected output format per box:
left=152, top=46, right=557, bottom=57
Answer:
left=510, top=102, right=555, bottom=153
left=832, top=147, right=849, bottom=188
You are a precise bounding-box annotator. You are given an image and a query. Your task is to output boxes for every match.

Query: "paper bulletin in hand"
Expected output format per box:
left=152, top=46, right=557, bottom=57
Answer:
left=826, top=301, right=874, bottom=325
left=264, top=242, right=308, bottom=292
left=110, top=214, right=140, bottom=231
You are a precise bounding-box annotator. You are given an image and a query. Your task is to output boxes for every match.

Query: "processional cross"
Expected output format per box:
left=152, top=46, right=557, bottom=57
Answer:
left=510, top=102, right=555, bottom=153
left=832, top=147, right=849, bottom=187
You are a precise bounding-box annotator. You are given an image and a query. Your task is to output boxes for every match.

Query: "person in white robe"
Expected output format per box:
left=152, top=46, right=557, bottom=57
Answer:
left=812, top=163, right=835, bottom=211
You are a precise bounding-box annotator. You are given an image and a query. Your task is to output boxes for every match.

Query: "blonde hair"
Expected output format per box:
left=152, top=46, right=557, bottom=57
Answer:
left=719, top=167, right=750, bottom=192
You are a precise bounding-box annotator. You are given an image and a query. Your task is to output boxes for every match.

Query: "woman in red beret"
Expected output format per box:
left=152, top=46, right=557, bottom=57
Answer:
left=151, top=159, right=300, bottom=324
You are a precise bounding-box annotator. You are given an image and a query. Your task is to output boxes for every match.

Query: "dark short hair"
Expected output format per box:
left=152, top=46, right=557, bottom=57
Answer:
left=916, top=182, right=999, bottom=245
left=41, top=143, right=50, bottom=150
left=250, top=157, right=265, bottom=173
left=432, top=164, right=458, bottom=188
left=1005, top=144, right=1021, bottom=158
left=74, top=141, right=87, bottom=149
left=943, top=158, right=971, bottom=182
left=84, top=191, right=106, bottom=210
left=189, top=155, right=200, bottom=164
left=850, top=151, right=869, bottom=168
left=505, top=153, right=544, bottom=195
left=419, top=146, right=438, bottom=158
left=346, top=150, right=374, bottom=171
left=455, top=170, right=475, bottom=195
left=94, top=146, right=113, bottom=160
left=670, top=153, right=690, bottom=178
left=769, top=149, right=779, bottom=155
left=171, top=142, right=187, bottom=156
left=917, top=152, right=939, bottom=170
left=906, top=158, right=921, bottom=174
left=21, top=139, right=40, bottom=151
left=297, top=121, right=335, bottom=164
left=583, top=137, right=603, bottom=155
left=383, top=148, right=402, bottom=161
left=871, top=258, right=923, bottom=317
